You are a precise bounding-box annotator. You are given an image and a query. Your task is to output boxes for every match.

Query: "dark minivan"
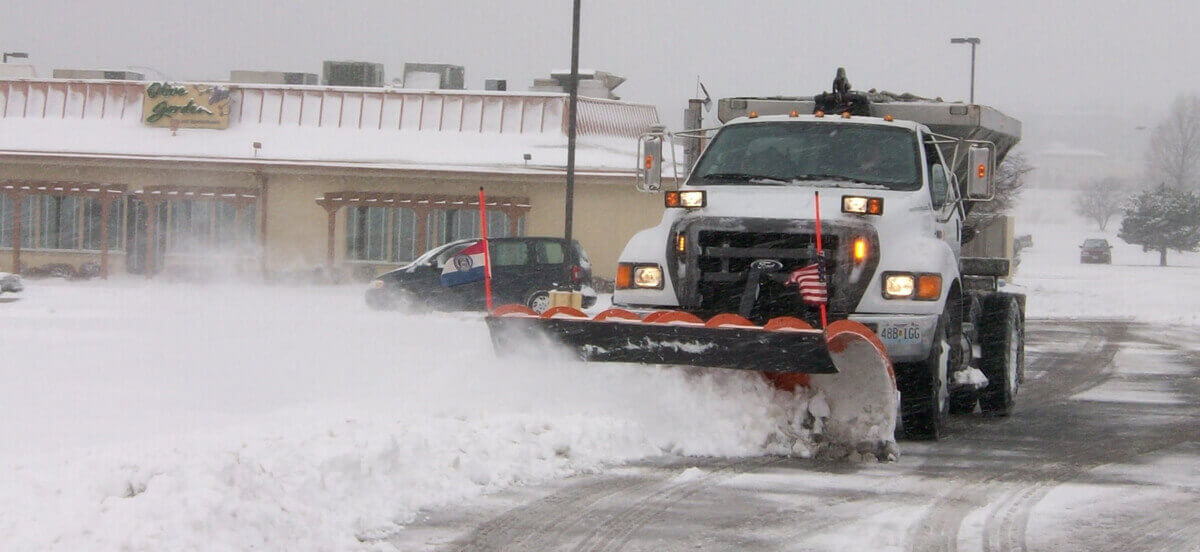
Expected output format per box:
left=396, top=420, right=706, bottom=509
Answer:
left=365, top=237, right=596, bottom=312
left=1079, top=238, right=1112, bottom=264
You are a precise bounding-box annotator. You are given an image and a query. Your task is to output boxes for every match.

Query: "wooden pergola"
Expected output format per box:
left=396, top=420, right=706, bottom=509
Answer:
left=133, top=185, right=259, bottom=278
left=314, top=191, right=532, bottom=270
left=1, top=180, right=128, bottom=278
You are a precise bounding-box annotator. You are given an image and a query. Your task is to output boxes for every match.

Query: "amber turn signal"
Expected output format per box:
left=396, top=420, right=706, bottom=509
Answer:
left=916, top=274, right=942, bottom=301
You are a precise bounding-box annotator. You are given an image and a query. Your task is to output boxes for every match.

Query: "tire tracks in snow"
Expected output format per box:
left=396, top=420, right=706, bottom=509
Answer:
left=442, top=457, right=780, bottom=552
left=905, top=320, right=1127, bottom=552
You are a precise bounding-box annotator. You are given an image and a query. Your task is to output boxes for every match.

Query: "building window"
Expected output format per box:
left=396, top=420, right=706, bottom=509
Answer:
left=159, top=199, right=255, bottom=256
left=346, top=206, right=390, bottom=261
left=0, top=196, right=35, bottom=250
left=1, top=195, right=124, bottom=251
left=428, top=208, right=515, bottom=249
left=393, top=207, right=418, bottom=263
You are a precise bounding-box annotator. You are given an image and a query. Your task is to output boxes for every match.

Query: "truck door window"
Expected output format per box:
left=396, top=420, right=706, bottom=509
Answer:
left=923, top=134, right=950, bottom=208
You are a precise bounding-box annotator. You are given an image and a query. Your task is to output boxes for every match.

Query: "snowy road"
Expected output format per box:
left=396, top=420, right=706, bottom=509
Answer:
left=396, top=320, right=1200, bottom=552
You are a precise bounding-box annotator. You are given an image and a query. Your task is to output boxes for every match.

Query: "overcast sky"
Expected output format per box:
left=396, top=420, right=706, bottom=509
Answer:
left=3, top=0, right=1198, bottom=162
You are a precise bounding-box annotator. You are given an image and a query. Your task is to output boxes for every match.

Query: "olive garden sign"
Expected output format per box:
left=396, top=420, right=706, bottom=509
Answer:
left=142, top=82, right=232, bottom=129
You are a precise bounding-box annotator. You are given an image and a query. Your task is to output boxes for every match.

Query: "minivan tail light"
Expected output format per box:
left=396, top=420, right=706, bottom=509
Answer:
left=571, top=265, right=584, bottom=283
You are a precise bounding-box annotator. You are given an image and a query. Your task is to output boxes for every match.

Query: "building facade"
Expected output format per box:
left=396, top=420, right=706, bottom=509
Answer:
left=0, top=78, right=668, bottom=280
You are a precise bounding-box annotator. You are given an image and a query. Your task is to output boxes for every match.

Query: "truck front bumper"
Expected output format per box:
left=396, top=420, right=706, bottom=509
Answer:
left=849, top=313, right=940, bottom=363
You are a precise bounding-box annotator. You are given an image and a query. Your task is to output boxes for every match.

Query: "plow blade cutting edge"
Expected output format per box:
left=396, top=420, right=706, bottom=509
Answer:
left=485, top=306, right=900, bottom=460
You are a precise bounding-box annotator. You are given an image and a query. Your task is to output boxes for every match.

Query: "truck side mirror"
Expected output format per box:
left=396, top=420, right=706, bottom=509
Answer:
left=637, top=126, right=666, bottom=192
left=930, top=164, right=949, bottom=208
left=965, top=145, right=994, bottom=200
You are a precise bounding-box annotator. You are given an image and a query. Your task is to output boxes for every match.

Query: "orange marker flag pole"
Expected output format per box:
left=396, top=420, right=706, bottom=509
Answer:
left=813, top=191, right=828, bottom=330
left=478, top=187, right=493, bottom=313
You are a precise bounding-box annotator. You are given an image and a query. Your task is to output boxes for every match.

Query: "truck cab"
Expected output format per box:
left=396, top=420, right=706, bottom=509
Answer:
left=616, top=113, right=966, bottom=363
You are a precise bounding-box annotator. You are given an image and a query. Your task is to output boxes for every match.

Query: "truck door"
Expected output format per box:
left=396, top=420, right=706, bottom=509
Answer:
left=923, top=133, right=962, bottom=257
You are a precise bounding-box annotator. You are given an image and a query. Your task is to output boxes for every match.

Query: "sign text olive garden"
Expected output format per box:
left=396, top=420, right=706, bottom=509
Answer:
left=142, top=83, right=231, bottom=129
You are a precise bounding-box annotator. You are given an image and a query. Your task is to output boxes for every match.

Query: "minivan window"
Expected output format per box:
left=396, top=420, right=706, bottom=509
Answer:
left=491, top=241, right=530, bottom=266
left=535, top=240, right=566, bottom=264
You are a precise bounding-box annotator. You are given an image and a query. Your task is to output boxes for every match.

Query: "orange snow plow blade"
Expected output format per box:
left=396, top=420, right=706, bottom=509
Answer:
left=485, top=306, right=899, bottom=459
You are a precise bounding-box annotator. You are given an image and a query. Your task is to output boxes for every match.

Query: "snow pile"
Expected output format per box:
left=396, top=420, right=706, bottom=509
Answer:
left=0, top=280, right=831, bottom=551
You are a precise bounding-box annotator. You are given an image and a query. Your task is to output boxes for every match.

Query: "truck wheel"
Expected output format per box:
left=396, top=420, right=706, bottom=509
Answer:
left=896, top=316, right=949, bottom=440
left=979, top=296, right=1022, bottom=416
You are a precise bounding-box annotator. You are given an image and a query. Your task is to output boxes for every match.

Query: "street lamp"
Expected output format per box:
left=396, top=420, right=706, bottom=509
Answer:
left=564, top=0, right=581, bottom=244
left=950, top=37, right=980, bottom=104
left=2, top=52, right=29, bottom=64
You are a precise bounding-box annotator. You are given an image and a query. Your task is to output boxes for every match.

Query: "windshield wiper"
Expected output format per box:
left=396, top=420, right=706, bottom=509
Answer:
left=701, top=173, right=792, bottom=185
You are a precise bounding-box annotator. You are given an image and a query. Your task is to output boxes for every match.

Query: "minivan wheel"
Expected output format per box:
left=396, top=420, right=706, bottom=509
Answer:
left=526, top=291, right=551, bottom=313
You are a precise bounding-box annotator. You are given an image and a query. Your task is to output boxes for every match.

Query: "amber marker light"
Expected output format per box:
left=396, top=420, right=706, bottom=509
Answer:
left=977, top=164, right=987, bottom=178
left=815, top=110, right=825, bottom=118
left=853, top=237, right=869, bottom=264
left=789, top=110, right=800, bottom=117
left=676, top=233, right=686, bottom=253
left=748, top=111, right=759, bottom=118
left=916, top=274, right=942, bottom=300
left=883, top=114, right=895, bottom=122
left=615, top=263, right=633, bottom=289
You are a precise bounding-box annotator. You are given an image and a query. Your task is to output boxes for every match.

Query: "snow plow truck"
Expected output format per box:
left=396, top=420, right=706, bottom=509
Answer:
left=486, top=70, right=1024, bottom=456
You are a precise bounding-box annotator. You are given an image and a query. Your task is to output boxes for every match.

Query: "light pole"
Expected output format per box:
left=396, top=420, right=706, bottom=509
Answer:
left=2, top=52, right=28, bottom=64
left=564, top=0, right=581, bottom=244
left=950, top=37, right=980, bottom=104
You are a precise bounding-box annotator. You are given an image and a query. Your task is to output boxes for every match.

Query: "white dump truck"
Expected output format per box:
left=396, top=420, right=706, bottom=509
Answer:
left=487, top=71, right=1024, bottom=448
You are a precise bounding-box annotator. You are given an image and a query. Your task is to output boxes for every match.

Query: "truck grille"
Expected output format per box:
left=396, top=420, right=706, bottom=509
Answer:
left=691, top=230, right=837, bottom=321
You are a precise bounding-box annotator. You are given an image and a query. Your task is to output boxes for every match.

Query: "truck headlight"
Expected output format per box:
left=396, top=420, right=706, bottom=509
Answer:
left=616, top=263, right=665, bottom=289
left=842, top=195, right=884, bottom=215
left=664, top=190, right=706, bottom=208
left=633, top=265, right=664, bottom=289
left=882, top=272, right=942, bottom=300
left=883, top=273, right=915, bottom=299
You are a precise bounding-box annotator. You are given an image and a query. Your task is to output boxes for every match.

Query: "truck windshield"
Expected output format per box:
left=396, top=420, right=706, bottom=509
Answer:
left=689, top=121, right=922, bottom=190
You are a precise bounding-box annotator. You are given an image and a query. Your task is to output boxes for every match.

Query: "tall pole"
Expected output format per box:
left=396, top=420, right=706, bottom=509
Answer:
left=951, top=37, right=981, bottom=105
left=564, top=0, right=581, bottom=244
left=969, top=41, right=977, bottom=105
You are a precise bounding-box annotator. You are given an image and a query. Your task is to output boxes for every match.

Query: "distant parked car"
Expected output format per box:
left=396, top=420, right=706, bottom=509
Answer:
left=365, top=237, right=596, bottom=312
left=1079, top=238, right=1112, bottom=264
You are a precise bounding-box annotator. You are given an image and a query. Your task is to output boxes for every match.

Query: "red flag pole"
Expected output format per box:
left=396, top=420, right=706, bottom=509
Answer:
left=479, top=187, right=493, bottom=313
left=813, top=191, right=828, bottom=329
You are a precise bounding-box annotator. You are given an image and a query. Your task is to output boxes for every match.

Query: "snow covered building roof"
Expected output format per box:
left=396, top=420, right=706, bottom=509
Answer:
left=0, top=79, right=661, bottom=176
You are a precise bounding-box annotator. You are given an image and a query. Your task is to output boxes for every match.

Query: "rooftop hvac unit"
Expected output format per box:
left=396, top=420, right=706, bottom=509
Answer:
left=485, top=79, right=507, bottom=91
left=401, top=63, right=464, bottom=90
left=322, top=61, right=384, bottom=87
left=230, top=70, right=318, bottom=85
left=51, top=69, right=144, bottom=80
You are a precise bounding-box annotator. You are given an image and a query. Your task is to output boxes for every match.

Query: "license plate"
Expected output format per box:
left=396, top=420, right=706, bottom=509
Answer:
left=877, top=322, right=921, bottom=343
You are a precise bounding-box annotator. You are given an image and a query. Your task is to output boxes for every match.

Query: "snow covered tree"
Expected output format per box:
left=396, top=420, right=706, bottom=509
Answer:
left=1118, top=186, right=1200, bottom=266
left=1073, top=177, right=1126, bottom=230
left=1146, top=94, right=1200, bottom=191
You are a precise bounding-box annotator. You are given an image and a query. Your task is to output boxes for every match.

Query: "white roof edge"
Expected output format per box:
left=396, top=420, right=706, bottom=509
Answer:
left=0, top=149, right=639, bottom=178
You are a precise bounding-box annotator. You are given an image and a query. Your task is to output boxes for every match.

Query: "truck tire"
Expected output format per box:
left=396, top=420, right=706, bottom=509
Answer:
left=979, top=295, right=1023, bottom=416
left=896, top=315, right=949, bottom=440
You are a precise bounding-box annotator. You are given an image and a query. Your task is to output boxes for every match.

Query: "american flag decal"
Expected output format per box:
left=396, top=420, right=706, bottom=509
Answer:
left=786, top=262, right=828, bottom=305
